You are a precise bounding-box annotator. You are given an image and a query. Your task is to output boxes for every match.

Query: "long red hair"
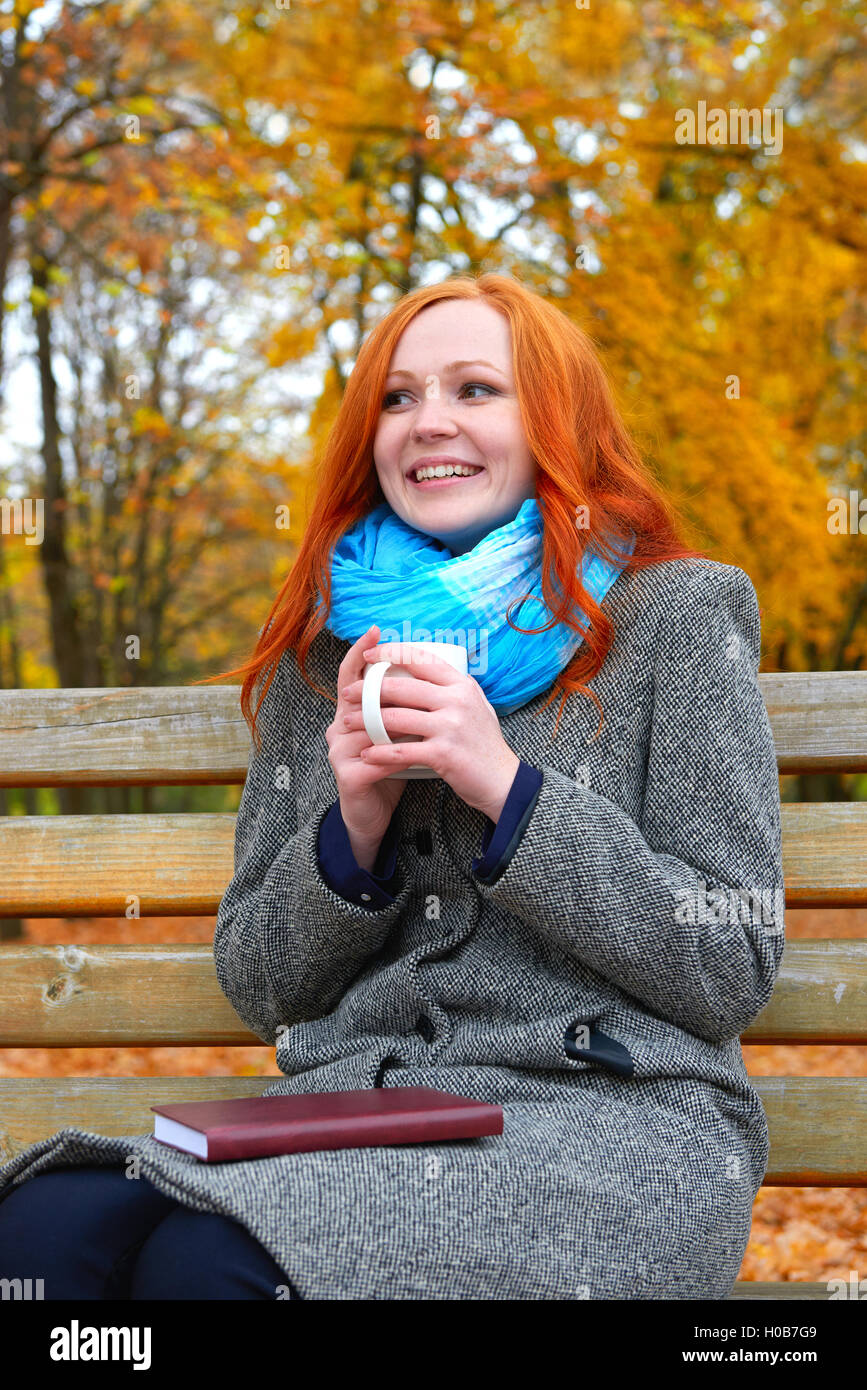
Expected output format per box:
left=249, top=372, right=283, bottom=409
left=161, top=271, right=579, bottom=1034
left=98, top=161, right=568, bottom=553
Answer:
left=194, top=272, right=707, bottom=749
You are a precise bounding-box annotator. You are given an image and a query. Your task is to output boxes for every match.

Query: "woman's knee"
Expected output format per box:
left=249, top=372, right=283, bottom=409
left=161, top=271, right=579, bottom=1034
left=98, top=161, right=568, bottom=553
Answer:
left=129, top=1205, right=299, bottom=1300
left=0, top=1166, right=178, bottom=1299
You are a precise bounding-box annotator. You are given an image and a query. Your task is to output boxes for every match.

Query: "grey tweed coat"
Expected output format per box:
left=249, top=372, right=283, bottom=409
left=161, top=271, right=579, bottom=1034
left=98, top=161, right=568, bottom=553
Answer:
left=0, top=556, right=785, bottom=1300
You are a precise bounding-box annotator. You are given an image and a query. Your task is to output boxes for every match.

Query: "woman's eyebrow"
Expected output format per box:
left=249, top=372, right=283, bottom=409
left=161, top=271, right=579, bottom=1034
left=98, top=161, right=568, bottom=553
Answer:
left=386, top=359, right=508, bottom=380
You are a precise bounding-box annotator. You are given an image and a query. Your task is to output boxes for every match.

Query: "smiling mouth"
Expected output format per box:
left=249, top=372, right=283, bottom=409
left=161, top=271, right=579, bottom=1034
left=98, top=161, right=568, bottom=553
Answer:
left=409, top=466, right=485, bottom=489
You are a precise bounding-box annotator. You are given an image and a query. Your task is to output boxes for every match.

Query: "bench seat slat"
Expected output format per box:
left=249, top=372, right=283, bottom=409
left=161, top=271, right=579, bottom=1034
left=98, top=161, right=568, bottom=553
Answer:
left=729, top=1281, right=835, bottom=1299
left=0, top=1076, right=863, bottom=1186
left=0, top=1076, right=265, bottom=1164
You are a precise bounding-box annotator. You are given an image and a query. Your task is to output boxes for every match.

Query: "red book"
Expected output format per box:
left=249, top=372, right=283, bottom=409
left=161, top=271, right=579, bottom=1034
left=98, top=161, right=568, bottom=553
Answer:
left=151, top=1087, right=504, bottom=1162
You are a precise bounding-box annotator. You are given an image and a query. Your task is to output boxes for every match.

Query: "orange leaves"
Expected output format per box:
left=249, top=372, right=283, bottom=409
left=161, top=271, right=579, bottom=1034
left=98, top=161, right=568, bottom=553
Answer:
left=264, top=320, right=321, bottom=370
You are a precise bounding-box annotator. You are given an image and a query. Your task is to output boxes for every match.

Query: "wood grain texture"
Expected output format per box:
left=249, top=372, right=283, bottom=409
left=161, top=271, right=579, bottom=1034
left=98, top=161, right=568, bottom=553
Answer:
left=0, top=686, right=251, bottom=786
left=0, top=803, right=863, bottom=917
left=0, top=813, right=236, bottom=916
left=0, top=1076, right=266, bottom=1162
left=759, top=671, right=867, bottom=773
left=0, top=671, right=863, bottom=786
left=0, top=1075, right=862, bottom=1186
left=0, top=944, right=254, bottom=1045
left=0, top=940, right=863, bottom=1046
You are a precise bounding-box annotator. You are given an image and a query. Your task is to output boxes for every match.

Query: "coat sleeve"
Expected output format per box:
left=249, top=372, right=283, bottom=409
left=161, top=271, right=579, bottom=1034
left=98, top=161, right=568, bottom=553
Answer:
left=471, top=564, right=786, bottom=1045
left=213, top=650, right=411, bottom=1043
left=317, top=797, right=401, bottom=908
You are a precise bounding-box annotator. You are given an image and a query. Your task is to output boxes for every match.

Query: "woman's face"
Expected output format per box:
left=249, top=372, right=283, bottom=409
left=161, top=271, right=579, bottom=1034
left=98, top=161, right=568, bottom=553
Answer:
left=372, top=300, right=537, bottom=555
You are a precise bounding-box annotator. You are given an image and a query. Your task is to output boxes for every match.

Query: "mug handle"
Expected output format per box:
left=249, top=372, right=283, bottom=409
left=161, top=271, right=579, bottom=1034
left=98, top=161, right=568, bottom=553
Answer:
left=361, top=660, right=394, bottom=746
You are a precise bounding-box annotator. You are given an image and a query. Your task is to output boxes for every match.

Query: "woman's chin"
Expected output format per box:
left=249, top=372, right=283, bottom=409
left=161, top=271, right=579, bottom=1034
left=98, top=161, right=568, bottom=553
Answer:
left=420, top=518, right=489, bottom=556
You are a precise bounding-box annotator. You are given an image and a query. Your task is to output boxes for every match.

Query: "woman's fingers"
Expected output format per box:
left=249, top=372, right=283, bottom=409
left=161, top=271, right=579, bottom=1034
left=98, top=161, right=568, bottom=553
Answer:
left=337, top=625, right=379, bottom=700
left=363, top=644, right=457, bottom=687
left=343, top=674, right=441, bottom=711
left=343, top=696, right=435, bottom=752
left=332, top=725, right=401, bottom=786
left=327, top=721, right=376, bottom=770
left=337, top=725, right=375, bottom=751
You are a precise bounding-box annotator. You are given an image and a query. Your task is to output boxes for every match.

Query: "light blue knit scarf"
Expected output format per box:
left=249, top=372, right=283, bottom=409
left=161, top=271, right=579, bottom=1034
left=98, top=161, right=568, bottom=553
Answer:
left=316, top=497, right=634, bottom=715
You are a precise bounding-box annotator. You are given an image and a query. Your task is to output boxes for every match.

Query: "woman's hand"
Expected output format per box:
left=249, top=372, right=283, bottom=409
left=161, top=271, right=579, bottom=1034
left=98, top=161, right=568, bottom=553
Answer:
left=325, top=626, right=409, bottom=862
left=342, top=639, right=521, bottom=825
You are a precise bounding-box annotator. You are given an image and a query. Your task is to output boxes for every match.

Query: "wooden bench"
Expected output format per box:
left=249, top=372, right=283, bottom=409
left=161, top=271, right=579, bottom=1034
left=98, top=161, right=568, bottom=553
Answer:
left=0, top=673, right=865, bottom=1300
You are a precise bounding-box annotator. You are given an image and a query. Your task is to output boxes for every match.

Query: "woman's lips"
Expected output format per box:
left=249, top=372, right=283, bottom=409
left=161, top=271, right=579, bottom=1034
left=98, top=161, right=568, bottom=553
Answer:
left=409, top=469, right=485, bottom=489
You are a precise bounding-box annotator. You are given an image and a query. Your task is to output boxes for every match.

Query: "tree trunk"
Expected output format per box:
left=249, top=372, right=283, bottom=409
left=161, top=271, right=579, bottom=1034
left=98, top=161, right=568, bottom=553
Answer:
left=30, top=247, right=86, bottom=689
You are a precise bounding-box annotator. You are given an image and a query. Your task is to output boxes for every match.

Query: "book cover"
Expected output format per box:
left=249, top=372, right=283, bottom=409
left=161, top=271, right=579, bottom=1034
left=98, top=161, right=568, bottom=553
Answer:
left=151, top=1086, right=504, bottom=1162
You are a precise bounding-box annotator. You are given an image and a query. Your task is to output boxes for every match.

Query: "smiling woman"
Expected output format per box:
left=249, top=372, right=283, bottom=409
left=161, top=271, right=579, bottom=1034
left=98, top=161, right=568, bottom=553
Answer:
left=228, top=270, right=712, bottom=746
left=373, top=302, right=537, bottom=555
left=0, top=271, right=786, bottom=1302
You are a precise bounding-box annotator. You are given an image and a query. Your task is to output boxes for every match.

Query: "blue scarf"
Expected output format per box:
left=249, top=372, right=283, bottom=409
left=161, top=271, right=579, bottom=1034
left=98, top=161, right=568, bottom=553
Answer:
left=316, top=498, right=634, bottom=715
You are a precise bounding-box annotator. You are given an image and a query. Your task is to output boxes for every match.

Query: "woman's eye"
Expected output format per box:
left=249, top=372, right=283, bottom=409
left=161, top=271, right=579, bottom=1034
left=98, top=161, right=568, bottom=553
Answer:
left=382, top=382, right=496, bottom=408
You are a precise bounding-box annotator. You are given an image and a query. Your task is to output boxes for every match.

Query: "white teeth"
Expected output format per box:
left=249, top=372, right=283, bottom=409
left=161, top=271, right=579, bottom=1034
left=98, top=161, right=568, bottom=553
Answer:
left=412, top=464, right=482, bottom=482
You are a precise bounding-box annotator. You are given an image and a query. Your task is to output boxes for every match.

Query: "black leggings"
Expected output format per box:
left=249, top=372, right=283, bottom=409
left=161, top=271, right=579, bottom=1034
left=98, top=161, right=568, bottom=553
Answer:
left=0, top=1166, right=302, bottom=1299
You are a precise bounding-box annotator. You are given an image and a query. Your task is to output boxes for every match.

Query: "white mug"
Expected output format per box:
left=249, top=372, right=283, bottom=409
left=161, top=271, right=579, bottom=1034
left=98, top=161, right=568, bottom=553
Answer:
left=361, top=641, right=469, bottom=780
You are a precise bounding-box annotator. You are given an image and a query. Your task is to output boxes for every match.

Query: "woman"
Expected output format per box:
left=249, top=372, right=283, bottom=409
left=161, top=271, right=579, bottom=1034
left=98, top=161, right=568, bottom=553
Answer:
left=0, top=272, right=785, bottom=1300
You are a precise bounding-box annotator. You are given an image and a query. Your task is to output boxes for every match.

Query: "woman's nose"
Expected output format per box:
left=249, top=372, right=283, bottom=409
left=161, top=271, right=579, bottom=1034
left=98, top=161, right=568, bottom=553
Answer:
left=409, top=399, right=458, bottom=434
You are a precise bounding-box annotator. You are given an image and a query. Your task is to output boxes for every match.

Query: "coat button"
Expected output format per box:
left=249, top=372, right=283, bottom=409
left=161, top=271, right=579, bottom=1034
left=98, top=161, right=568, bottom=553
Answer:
left=360, top=892, right=371, bottom=901
left=415, top=1014, right=435, bottom=1043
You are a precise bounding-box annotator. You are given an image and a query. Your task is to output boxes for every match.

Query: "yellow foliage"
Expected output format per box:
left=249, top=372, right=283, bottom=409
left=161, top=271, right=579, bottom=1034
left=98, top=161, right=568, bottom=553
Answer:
left=4, top=0, right=865, bottom=681
left=130, top=407, right=172, bottom=438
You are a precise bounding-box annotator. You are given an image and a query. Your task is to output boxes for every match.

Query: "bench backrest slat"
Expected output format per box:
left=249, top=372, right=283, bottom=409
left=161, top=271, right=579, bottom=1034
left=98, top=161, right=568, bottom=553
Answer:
left=0, top=941, right=864, bottom=1047
left=0, top=672, right=864, bottom=785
